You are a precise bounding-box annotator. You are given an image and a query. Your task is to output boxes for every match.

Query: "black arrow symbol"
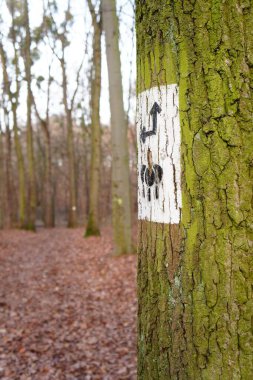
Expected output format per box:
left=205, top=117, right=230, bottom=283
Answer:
left=140, top=102, right=162, bottom=144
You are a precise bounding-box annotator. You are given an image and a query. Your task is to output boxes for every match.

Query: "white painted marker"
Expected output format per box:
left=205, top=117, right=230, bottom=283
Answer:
left=137, top=84, right=182, bottom=224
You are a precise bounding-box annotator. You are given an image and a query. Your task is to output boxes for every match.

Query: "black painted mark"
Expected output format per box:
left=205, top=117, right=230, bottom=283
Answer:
left=148, top=188, right=151, bottom=202
left=172, top=163, right=178, bottom=209
left=140, top=102, right=162, bottom=143
left=141, top=163, right=163, bottom=202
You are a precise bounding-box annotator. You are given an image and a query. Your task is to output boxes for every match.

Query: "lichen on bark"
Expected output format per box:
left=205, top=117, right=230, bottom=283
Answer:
left=136, top=0, right=253, bottom=378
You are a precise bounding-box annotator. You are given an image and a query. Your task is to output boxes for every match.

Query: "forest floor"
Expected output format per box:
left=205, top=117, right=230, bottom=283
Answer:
left=0, top=228, right=137, bottom=380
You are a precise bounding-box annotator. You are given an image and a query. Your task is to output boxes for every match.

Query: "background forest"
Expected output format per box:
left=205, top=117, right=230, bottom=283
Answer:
left=0, top=0, right=136, bottom=243
left=0, top=1, right=138, bottom=378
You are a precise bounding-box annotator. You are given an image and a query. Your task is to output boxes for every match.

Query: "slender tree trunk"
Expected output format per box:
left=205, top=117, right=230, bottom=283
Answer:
left=24, top=0, right=36, bottom=230
left=32, top=64, right=54, bottom=228
left=67, top=109, right=77, bottom=227
left=136, top=1, right=253, bottom=379
left=85, top=0, right=102, bottom=237
left=82, top=117, right=90, bottom=220
left=102, top=0, right=132, bottom=255
left=42, top=122, right=54, bottom=227
left=13, top=109, right=27, bottom=228
left=0, top=42, right=26, bottom=228
left=60, top=57, right=78, bottom=228
left=4, top=111, right=15, bottom=227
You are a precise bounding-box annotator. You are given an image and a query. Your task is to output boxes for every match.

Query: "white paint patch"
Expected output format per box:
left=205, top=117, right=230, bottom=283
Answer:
left=137, top=84, right=182, bottom=224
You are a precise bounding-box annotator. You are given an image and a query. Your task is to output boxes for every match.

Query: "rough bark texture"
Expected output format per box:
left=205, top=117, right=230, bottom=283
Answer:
left=24, top=0, right=36, bottom=231
left=85, top=0, right=102, bottom=237
left=137, top=1, right=253, bottom=379
left=102, top=0, right=132, bottom=255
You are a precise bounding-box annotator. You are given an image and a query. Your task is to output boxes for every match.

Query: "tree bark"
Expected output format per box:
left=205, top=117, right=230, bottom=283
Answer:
left=102, top=0, right=132, bottom=255
left=85, top=0, right=102, bottom=237
left=136, top=1, right=253, bottom=379
left=24, top=0, right=36, bottom=230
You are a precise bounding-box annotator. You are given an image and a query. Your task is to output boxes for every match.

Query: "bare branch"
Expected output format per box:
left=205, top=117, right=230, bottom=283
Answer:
left=71, top=56, right=85, bottom=110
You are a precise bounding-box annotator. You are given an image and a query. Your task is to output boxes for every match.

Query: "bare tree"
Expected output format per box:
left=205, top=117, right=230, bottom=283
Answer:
left=24, top=0, right=36, bottom=230
left=1, top=96, right=16, bottom=227
left=0, top=29, right=26, bottom=228
left=85, top=0, right=102, bottom=236
left=45, top=0, right=83, bottom=227
left=32, top=64, right=54, bottom=227
left=102, top=0, right=132, bottom=254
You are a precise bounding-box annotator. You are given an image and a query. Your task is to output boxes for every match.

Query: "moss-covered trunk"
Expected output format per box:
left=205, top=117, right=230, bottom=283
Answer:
left=136, top=1, right=253, bottom=379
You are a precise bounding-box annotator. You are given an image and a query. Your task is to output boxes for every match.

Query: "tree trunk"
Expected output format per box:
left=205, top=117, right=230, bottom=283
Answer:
left=4, top=110, right=16, bottom=227
left=61, top=56, right=78, bottom=228
left=67, top=109, right=77, bottom=228
left=42, top=121, right=54, bottom=227
left=81, top=116, right=90, bottom=221
left=0, top=42, right=26, bottom=228
left=24, top=0, right=36, bottom=231
left=136, top=1, right=253, bottom=379
left=85, top=0, right=102, bottom=237
left=102, top=0, right=132, bottom=255
left=13, top=108, right=27, bottom=228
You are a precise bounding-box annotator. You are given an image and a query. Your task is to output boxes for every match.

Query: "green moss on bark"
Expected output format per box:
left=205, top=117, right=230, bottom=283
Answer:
left=137, top=0, right=253, bottom=378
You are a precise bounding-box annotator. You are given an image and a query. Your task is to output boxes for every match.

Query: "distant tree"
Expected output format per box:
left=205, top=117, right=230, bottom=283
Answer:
left=45, top=0, right=83, bottom=227
left=23, top=0, right=36, bottom=230
left=1, top=93, right=16, bottom=227
left=136, top=1, right=253, bottom=378
left=102, top=0, right=132, bottom=255
left=32, top=64, right=54, bottom=228
left=85, top=0, right=102, bottom=237
left=0, top=2, right=26, bottom=228
left=81, top=115, right=90, bottom=222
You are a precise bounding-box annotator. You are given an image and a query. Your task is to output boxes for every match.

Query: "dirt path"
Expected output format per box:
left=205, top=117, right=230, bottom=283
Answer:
left=0, top=228, right=137, bottom=380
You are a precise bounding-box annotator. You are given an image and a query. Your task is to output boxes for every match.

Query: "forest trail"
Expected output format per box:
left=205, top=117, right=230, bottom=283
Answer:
left=0, top=228, right=137, bottom=380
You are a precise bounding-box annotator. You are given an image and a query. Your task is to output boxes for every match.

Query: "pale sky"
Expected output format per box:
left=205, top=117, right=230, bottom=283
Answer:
left=0, top=0, right=136, bottom=128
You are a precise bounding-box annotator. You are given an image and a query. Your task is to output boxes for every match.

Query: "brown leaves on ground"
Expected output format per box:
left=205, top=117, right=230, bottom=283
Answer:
left=0, top=228, right=137, bottom=380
